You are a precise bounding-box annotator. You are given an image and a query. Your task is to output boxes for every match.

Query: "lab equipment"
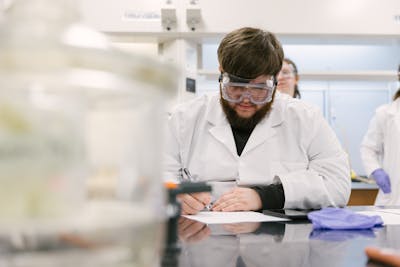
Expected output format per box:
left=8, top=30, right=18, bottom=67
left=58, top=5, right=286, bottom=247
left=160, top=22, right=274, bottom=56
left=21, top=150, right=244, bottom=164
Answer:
left=0, top=0, right=176, bottom=266
left=163, top=181, right=212, bottom=267
left=307, top=207, right=383, bottom=230
left=219, top=72, right=276, bottom=104
left=372, top=168, right=391, bottom=193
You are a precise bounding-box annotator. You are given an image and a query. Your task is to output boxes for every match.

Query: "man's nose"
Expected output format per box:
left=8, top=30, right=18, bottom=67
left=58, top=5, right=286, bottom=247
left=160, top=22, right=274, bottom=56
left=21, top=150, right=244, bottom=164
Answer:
left=240, top=91, right=252, bottom=102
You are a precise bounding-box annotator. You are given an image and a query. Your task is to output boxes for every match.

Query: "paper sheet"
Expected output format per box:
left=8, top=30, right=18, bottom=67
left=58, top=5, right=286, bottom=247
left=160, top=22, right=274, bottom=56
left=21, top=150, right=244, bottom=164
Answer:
left=376, top=209, right=400, bottom=215
left=182, top=211, right=288, bottom=224
left=357, top=209, right=400, bottom=225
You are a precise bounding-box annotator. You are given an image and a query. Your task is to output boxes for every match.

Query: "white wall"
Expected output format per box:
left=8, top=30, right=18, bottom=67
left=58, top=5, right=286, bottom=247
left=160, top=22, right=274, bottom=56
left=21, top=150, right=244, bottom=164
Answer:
left=111, top=43, right=159, bottom=57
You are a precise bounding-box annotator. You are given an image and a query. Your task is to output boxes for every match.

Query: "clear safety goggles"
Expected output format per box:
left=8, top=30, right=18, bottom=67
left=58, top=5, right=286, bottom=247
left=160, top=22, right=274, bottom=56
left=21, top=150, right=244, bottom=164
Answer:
left=219, top=72, right=276, bottom=105
left=277, top=69, right=295, bottom=79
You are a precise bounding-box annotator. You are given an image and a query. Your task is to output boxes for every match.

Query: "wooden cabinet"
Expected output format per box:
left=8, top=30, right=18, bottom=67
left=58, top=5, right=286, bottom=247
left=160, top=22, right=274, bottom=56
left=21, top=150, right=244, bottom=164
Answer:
left=347, top=182, right=379, bottom=206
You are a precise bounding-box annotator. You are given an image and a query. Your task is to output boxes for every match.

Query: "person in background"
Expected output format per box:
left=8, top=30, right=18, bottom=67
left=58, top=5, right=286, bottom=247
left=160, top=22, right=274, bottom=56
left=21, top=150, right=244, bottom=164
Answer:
left=360, top=64, right=400, bottom=205
left=276, top=58, right=301, bottom=98
left=163, top=27, right=350, bottom=215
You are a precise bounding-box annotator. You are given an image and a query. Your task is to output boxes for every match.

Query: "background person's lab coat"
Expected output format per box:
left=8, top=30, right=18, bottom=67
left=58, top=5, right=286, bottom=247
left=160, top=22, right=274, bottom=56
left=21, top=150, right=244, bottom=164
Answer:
left=163, top=92, right=351, bottom=209
left=361, top=98, right=400, bottom=205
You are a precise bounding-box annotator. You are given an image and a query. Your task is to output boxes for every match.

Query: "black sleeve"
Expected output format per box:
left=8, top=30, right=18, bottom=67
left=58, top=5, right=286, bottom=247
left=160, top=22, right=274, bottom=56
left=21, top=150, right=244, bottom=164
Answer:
left=251, top=183, right=285, bottom=210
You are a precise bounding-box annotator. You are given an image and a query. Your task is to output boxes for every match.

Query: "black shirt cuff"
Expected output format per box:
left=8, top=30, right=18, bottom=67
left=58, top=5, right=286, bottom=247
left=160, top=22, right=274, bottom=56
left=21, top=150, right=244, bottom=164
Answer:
left=251, top=183, right=285, bottom=210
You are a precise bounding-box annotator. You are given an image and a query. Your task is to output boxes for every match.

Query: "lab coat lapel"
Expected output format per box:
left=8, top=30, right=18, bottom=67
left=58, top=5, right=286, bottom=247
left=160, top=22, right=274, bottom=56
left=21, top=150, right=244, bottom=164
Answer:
left=206, top=96, right=238, bottom=158
left=387, top=98, right=400, bottom=116
left=241, top=97, right=284, bottom=155
left=241, top=118, right=276, bottom=155
left=209, top=124, right=238, bottom=158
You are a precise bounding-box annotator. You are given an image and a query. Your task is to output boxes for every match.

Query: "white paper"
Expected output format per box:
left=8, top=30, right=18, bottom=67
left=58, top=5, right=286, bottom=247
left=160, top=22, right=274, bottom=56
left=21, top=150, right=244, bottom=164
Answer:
left=357, top=210, right=400, bottom=225
left=375, top=209, right=400, bottom=215
left=182, top=211, right=288, bottom=224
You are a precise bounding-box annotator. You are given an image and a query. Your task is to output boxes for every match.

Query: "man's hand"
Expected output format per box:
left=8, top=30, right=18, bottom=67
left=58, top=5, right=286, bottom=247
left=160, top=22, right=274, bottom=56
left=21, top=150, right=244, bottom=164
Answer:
left=178, top=192, right=211, bottom=215
left=212, top=187, right=262, bottom=212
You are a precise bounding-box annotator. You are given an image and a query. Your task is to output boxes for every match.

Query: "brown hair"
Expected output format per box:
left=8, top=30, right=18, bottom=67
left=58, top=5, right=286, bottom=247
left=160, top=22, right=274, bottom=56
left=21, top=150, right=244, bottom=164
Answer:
left=217, top=27, right=284, bottom=79
left=394, top=64, right=400, bottom=101
left=283, top=58, right=301, bottom=99
left=394, top=89, right=400, bottom=101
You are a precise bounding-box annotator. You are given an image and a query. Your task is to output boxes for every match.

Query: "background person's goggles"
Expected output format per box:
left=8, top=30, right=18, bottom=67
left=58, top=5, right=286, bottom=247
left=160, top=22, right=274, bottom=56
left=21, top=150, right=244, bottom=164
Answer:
left=277, top=70, right=295, bottom=79
left=219, top=72, right=276, bottom=105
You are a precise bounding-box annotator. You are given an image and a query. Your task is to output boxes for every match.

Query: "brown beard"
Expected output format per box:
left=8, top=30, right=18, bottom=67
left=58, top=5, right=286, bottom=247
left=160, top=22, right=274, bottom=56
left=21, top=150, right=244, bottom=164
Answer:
left=220, top=90, right=275, bottom=131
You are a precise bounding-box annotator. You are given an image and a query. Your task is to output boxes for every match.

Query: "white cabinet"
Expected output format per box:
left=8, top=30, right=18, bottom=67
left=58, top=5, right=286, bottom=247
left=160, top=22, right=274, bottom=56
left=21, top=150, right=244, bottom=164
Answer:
left=329, top=87, right=390, bottom=175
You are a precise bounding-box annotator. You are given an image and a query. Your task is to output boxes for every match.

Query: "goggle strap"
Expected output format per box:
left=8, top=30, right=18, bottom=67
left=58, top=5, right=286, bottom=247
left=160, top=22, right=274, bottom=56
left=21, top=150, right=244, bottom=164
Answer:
left=220, top=72, right=276, bottom=86
left=224, top=82, right=270, bottom=89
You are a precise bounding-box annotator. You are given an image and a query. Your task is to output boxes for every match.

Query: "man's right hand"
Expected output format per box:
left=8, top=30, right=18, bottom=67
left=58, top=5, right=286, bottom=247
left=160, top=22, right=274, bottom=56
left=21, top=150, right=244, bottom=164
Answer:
left=177, top=192, right=211, bottom=215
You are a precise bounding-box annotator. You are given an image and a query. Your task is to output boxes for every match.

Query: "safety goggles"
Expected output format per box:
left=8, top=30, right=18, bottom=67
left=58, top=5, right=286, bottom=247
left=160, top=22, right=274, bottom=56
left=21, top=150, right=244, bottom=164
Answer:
left=219, top=72, right=276, bottom=105
left=277, top=69, right=295, bottom=79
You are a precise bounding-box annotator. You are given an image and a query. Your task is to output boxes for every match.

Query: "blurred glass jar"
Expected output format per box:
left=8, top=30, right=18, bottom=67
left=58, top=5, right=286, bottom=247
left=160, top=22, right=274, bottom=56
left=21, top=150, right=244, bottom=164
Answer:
left=0, top=0, right=176, bottom=266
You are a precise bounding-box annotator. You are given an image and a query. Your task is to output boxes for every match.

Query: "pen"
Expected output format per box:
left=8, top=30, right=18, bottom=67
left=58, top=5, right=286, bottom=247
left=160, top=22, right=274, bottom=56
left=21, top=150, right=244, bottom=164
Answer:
left=204, top=202, right=213, bottom=211
left=182, top=168, right=213, bottom=210
left=182, top=168, right=193, bottom=181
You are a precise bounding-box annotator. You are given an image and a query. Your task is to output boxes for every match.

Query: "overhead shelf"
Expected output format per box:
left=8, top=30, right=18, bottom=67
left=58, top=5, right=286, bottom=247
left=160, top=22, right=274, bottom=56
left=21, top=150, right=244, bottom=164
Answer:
left=197, top=69, right=398, bottom=81
left=299, top=70, right=397, bottom=81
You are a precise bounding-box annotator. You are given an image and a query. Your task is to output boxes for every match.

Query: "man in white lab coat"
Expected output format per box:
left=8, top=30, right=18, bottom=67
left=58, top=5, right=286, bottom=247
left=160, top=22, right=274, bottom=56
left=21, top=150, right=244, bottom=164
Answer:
left=164, top=27, right=350, bottom=214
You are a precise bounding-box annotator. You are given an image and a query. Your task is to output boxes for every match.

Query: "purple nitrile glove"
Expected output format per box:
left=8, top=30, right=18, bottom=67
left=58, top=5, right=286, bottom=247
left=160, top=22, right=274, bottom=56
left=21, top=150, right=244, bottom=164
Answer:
left=372, top=168, right=391, bottom=194
left=307, top=208, right=383, bottom=230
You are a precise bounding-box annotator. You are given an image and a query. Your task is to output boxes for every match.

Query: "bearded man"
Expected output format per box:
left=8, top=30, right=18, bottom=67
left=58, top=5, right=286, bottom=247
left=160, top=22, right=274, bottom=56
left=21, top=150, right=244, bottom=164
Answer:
left=163, top=27, right=350, bottom=215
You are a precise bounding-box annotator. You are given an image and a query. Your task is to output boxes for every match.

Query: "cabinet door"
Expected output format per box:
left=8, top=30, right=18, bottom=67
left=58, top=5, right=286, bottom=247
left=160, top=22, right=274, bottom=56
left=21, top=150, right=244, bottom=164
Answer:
left=301, top=89, right=326, bottom=117
left=329, top=88, right=389, bottom=175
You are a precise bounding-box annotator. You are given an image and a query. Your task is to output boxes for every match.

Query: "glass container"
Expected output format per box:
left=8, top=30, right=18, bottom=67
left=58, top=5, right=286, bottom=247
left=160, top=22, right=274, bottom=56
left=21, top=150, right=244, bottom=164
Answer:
left=0, top=0, right=176, bottom=266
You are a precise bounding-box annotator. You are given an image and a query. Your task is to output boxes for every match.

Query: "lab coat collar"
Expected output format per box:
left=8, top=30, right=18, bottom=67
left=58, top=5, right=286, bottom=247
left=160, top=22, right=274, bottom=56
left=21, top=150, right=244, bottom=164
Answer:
left=387, top=98, right=400, bottom=115
left=205, top=94, right=227, bottom=127
left=241, top=93, right=285, bottom=155
left=268, top=91, right=286, bottom=127
left=206, top=95, right=238, bottom=157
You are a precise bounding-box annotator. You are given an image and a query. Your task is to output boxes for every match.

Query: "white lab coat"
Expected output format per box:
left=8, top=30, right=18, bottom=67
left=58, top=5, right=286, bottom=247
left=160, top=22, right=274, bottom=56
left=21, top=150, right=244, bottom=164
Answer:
left=360, top=98, right=400, bottom=205
left=164, top=92, right=350, bottom=209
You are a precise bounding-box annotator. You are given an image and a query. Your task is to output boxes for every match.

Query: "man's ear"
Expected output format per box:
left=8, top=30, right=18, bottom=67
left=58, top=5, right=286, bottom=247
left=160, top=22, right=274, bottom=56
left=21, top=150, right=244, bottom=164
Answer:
left=218, top=66, right=223, bottom=72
